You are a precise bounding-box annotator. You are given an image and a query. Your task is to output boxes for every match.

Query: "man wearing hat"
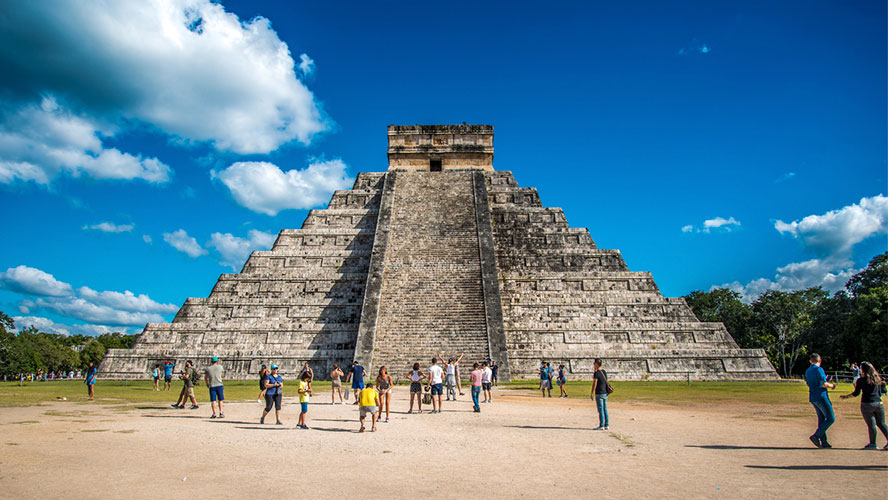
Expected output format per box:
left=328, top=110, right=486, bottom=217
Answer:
left=205, top=356, right=225, bottom=418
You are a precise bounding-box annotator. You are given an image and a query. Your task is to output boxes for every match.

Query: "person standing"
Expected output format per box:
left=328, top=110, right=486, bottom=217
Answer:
left=376, top=366, right=393, bottom=423
left=84, top=362, right=97, bottom=401
left=204, top=356, right=225, bottom=419
left=557, top=364, right=568, bottom=398
left=851, top=363, right=861, bottom=385
left=491, top=360, right=499, bottom=387
left=330, top=364, right=345, bottom=404
left=406, top=363, right=425, bottom=414
left=299, top=362, right=314, bottom=392
left=261, top=365, right=283, bottom=425
left=482, top=362, right=493, bottom=403
left=427, top=357, right=445, bottom=414
left=152, top=364, right=161, bottom=391
left=172, top=360, right=199, bottom=410
left=840, top=361, right=888, bottom=450
left=359, top=382, right=380, bottom=432
left=297, top=372, right=312, bottom=429
left=257, top=364, right=268, bottom=403
left=590, top=359, right=609, bottom=430
left=345, top=361, right=365, bottom=404
left=163, top=361, right=175, bottom=391
left=438, top=353, right=463, bottom=401
left=805, top=353, right=836, bottom=448
left=539, top=362, right=552, bottom=398
left=470, top=363, right=483, bottom=412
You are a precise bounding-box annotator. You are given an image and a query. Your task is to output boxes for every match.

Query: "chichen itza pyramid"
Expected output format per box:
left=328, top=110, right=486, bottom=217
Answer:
left=100, top=125, right=777, bottom=381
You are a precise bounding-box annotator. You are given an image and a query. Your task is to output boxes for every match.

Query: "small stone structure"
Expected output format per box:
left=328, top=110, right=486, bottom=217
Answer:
left=100, top=125, right=777, bottom=381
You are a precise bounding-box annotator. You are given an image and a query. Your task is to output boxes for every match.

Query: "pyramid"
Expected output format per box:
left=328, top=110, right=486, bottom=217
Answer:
left=100, top=125, right=777, bottom=381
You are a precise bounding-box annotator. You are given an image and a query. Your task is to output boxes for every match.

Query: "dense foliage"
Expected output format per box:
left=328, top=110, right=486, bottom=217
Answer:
left=0, top=314, right=138, bottom=377
left=685, top=252, right=888, bottom=375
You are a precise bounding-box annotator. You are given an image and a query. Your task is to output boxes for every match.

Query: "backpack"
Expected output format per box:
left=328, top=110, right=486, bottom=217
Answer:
left=190, top=368, right=200, bottom=386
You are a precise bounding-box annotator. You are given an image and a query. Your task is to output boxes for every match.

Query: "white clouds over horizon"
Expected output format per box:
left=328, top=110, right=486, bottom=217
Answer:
left=0, top=265, right=74, bottom=297
left=163, top=229, right=208, bottom=258
left=208, top=229, right=277, bottom=269
left=83, top=221, right=135, bottom=233
left=682, top=216, right=741, bottom=233
left=213, top=159, right=353, bottom=216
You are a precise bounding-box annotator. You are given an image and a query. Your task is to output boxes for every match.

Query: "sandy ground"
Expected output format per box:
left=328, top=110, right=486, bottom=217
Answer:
left=1, top=387, right=886, bottom=500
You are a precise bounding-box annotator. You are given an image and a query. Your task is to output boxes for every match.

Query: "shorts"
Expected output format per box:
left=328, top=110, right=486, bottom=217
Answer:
left=153, top=376, right=159, bottom=382
left=164, top=375, right=172, bottom=383
left=541, top=380, right=552, bottom=389
left=410, top=382, right=422, bottom=393
left=360, top=406, right=378, bottom=418
left=332, top=380, right=341, bottom=389
left=430, top=383, right=443, bottom=396
left=182, top=386, right=194, bottom=397
left=300, top=401, right=308, bottom=413
left=352, top=380, right=365, bottom=390
left=482, top=382, right=491, bottom=391
left=446, top=374, right=456, bottom=386
left=209, top=385, right=224, bottom=402
left=264, top=392, right=282, bottom=412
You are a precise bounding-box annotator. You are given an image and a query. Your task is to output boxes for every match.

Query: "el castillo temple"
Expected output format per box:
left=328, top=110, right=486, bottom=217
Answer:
left=101, top=125, right=777, bottom=381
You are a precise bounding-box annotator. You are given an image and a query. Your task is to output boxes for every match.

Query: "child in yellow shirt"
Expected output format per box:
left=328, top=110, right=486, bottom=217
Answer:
left=359, top=382, right=380, bottom=432
left=297, top=372, right=312, bottom=429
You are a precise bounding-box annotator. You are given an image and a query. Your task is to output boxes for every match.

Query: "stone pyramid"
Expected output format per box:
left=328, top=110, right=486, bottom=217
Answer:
left=100, top=125, right=776, bottom=381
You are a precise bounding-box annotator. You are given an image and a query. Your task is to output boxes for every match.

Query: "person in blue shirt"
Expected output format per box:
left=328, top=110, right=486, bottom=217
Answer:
left=345, top=361, right=365, bottom=404
left=163, top=361, right=175, bottom=391
left=805, top=353, right=837, bottom=448
left=260, top=365, right=284, bottom=425
left=84, top=362, right=97, bottom=401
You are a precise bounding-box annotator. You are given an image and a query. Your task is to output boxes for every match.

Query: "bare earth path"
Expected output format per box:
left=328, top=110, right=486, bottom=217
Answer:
left=1, top=388, right=886, bottom=499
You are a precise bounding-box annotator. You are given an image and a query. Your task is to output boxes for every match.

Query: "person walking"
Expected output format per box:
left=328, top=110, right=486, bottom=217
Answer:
left=257, top=364, right=268, bottom=403
left=204, top=356, right=225, bottom=419
left=345, top=361, right=365, bottom=404
left=297, top=372, right=312, bottom=429
left=359, top=382, right=380, bottom=432
left=590, top=358, right=609, bottom=430
left=261, top=365, right=283, bottom=425
left=470, top=363, right=483, bottom=412
left=163, top=361, right=175, bottom=391
left=406, top=363, right=425, bottom=414
left=539, top=362, right=552, bottom=398
left=427, top=357, right=444, bottom=413
left=84, top=362, right=97, bottom=401
left=557, top=364, right=568, bottom=398
left=840, top=361, right=888, bottom=450
left=482, top=362, right=493, bottom=403
left=330, top=364, right=345, bottom=404
left=376, top=366, right=393, bottom=423
left=439, top=353, right=463, bottom=401
left=805, top=353, right=836, bottom=448
left=152, top=364, right=160, bottom=391
left=172, top=360, right=199, bottom=410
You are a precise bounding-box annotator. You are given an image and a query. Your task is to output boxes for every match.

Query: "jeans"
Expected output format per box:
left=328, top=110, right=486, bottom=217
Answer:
left=471, top=386, right=481, bottom=410
left=595, top=394, right=609, bottom=427
left=861, top=403, right=888, bottom=446
left=810, top=395, right=835, bottom=441
left=446, top=375, right=457, bottom=399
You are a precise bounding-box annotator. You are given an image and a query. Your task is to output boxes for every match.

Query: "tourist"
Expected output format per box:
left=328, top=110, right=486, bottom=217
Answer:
left=172, top=360, right=199, bottom=410
left=299, top=362, right=314, bottom=391
left=557, top=364, right=567, bottom=398
left=151, top=364, right=160, bottom=391
left=851, top=363, right=861, bottom=385
left=805, top=353, right=836, bottom=448
left=591, top=358, right=609, bottom=430
left=427, top=357, right=444, bottom=413
left=439, top=353, right=463, bottom=401
left=491, top=360, right=499, bottom=386
left=482, top=361, right=493, bottom=403
left=297, top=372, right=312, bottom=429
left=359, top=382, right=380, bottom=432
left=539, top=362, right=552, bottom=397
left=257, top=364, right=269, bottom=403
left=330, top=363, right=345, bottom=404
left=470, top=362, right=483, bottom=412
left=205, top=356, right=225, bottom=419
left=406, top=362, right=425, bottom=414
left=84, top=362, right=97, bottom=401
left=163, top=361, right=175, bottom=391
left=261, top=365, right=283, bottom=425
left=345, top=361, right=365, bottom=404
left=376, top=366, right=393, bottom=423
left=840, top=361, right=888, bottom=450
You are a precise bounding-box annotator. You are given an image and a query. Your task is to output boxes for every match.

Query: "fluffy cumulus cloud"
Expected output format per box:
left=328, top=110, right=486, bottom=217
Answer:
left=213, top=159, right=353, bottom=215
left=682, top=216, right=741, bottom=233
left=208, top=229, right=277, bottom=269
left=0, top=0, right=328, bottom=157
left=2, top=265, right=177, bottom=328
left=83, top=221, right=135, bottom=233
left=298, top=53, right=316, bottom=77
left=163, top=229, right=208, bottom=258
left=718, top=256, right=858, bottom=303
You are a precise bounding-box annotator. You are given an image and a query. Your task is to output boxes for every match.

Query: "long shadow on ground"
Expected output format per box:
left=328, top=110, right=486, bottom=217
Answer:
left=687, top=445, right=851, bottom=451
left=746, top=464, right=887, bottom=471
left=506, top=425, right=597, bottom=431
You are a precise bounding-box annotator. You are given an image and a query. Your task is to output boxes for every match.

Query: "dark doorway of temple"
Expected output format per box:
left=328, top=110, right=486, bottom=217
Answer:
left=430, top=159, right=442, bottom=171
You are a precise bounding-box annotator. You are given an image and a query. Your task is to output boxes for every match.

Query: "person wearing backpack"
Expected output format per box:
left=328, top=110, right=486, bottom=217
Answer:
left=590, top=358, right=609, bottom=430
left=171, top=360, right=199, bottom=410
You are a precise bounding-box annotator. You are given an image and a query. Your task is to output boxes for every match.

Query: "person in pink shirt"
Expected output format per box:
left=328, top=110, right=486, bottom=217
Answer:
left=470, top=363, right=484, bottom=412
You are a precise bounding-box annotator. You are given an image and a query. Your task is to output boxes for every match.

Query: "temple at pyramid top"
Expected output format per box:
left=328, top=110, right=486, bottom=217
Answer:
left=387, top=124, right=494, bottom=171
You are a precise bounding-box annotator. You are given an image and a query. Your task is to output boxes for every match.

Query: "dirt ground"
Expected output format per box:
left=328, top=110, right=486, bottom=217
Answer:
left=1, top=387, right=886, bottom=499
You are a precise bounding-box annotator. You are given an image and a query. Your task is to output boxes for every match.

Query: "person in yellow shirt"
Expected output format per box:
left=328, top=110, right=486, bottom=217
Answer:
left=359, top=382, right=380, bottom=433
left=297, top=372, right=312, bottom=429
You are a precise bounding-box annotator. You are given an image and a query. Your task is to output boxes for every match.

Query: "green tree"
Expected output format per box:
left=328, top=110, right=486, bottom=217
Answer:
left=847, top=252, right=888, bottom=297
left=806, top=290, right=853, bottom=371
left=684, top=288, right=755, bottom=347
left=752, top=288, right=827, bottom=377
left=79, top=340, right=106, bottom=368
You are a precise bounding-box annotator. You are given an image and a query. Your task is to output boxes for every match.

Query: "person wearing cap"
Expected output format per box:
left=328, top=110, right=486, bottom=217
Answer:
left=438, top=353, right=464, bottom=401
left=261, top=365, right=284, bottom=425
left=205, top=356, right=225, bottom=419
left=172, top=360, right=199, bottom=410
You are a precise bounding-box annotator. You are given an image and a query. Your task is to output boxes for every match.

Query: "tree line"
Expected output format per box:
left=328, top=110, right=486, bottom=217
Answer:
left=0, top=313, right=138, bottom=377
left=684, top=252, right=887, bottom=376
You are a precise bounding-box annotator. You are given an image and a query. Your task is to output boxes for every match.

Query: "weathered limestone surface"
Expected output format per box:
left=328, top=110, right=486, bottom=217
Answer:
left=101, top=124, right=776, bottom=381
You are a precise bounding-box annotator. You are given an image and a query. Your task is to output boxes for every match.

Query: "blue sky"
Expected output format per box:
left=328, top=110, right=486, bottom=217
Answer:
left=0, top=1, right=885, bottom=335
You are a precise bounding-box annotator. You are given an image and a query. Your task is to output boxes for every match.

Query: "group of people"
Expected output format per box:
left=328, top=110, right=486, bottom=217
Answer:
left=806, top=353, right=888, bottom=450
left=5, top=369, right=83, bottom=382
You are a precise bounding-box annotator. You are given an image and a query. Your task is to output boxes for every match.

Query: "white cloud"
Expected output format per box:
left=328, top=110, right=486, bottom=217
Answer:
left=0, top=97, right=171, bottom=185
left=12, top=315, right=131, bottom=336
left=77, top=286, right=178, bottom=314
left=142, top=235, right=153, bottom=244
left=34, top=296, right=167, bottom=326
left=163, top=229, right=207, bottom=258
left=0, top=1, right=328, bottom=155
left=717, top=256, right=858, bottom=303
left=0, top=265, right=73, bottom=296
left=774, top=172, right=796, bottom=183
left=775, top=194, right=888, bottom=256
left=214, top=159, right=353, bottom=215
left=208, top=229, right=277, bottom=269
left=298, top=53, right=315, bottom=76
left=682, top=216, right=741, bottom=233
left=83, top=221, right=134, bottom=233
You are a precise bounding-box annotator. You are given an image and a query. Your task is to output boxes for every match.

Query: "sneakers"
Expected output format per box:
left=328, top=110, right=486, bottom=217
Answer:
left=863, top=444, right=878, bottom=450
left=820, top=440, right=833, bottom=449
left=260, top=416, right=265, bottom=424
left=210, top=414, right=217, bottom=419
left=189, top=405, right=199, bottom=410
left=473, top=407, right=480, bottom=413
left=171, top=404, right=180, bottom=409
left=384, top=418, right=389, bottom=423
left=604, top=426, right=609, bottom=430
left=407, top=409, right=413, bottom=414
left=219, top=413, right=224, bottom=418
left=809, top=435, right=821, bottom=448
left=593, top=426, right=605, bottom=431
left=276, top=421, right=283, bottom=425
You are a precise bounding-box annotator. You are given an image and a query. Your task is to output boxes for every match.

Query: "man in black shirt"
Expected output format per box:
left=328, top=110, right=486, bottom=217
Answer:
left=590, top=358, right=609, bottom=430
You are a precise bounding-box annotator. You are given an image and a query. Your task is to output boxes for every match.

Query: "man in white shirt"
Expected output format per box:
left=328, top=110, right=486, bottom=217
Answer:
left=482, top=362, right=493, bottom=403
left=426, top=357, right=445, bottom=414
